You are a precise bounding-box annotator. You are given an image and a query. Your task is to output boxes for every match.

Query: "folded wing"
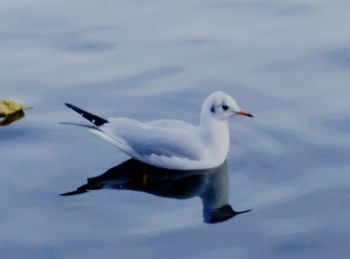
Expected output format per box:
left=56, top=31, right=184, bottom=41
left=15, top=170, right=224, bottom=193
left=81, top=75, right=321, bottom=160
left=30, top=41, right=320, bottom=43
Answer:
left=98, top=117, right=206, bottom=162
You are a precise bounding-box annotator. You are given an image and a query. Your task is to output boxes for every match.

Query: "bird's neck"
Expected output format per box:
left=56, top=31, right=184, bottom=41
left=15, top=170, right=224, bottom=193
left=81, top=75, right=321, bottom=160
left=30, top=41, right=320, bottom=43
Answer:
left=199, top=116, right=230, bottom=161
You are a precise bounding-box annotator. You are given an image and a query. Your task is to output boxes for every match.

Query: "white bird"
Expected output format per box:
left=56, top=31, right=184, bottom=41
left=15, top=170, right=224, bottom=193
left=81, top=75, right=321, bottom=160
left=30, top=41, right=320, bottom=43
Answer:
left=65, top=91, right=253, bottom=170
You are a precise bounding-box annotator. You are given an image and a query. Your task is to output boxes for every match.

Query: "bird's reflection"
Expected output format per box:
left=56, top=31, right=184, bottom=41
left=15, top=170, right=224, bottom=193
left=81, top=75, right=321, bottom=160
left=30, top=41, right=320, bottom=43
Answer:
left=61, top=159, right=251, bottom=224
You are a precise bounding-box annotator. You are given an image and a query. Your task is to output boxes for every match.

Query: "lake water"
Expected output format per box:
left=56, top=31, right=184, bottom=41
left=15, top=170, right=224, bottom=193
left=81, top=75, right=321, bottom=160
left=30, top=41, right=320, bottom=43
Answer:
left=1, top=0, right=350, bottom=258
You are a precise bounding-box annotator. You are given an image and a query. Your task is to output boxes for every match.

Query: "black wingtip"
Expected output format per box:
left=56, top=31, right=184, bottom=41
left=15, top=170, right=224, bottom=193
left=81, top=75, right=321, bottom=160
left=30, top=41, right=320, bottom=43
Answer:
left=64, top=102, right=108, bottom=127
left=65, top=103, right=74, bottom=109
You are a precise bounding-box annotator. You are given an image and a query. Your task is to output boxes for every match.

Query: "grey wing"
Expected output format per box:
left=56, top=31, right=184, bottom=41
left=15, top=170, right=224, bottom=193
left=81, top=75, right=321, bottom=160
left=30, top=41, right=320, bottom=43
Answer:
left=101, top=118, right=204, bottom=160
left=147, top=119, right=197, bottom=131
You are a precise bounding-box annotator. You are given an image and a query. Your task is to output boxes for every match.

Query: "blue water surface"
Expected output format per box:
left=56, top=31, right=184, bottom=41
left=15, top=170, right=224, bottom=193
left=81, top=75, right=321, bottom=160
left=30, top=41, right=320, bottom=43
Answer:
left=1, top=1, right=350, bottom=258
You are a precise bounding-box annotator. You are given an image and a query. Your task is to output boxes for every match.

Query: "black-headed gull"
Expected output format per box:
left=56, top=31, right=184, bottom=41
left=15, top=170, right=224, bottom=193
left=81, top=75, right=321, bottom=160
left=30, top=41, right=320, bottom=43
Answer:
left=65, top=91, right=253, bottom=170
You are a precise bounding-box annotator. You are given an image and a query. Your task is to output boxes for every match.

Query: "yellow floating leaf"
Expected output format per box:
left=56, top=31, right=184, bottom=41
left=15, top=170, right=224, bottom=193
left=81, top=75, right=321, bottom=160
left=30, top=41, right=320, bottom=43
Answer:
left=0, top=98, right=29, bottom=126
left=0, top=98, right=25, bottom=117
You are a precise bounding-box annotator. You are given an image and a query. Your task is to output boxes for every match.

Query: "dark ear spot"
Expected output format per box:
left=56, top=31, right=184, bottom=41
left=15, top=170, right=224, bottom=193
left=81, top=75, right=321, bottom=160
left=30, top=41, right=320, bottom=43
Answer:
left=210, top=105, right=216, bottom=113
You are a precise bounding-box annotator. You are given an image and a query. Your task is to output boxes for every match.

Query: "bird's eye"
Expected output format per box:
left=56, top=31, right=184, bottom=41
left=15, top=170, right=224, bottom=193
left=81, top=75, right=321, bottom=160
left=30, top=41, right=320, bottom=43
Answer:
left=222, top=105, right=229, bottom=111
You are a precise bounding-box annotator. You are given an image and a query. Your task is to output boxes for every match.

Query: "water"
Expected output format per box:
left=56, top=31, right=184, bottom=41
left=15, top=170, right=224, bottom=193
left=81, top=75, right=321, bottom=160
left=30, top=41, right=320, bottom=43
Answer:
left=1, top=0, right=350, bottom=258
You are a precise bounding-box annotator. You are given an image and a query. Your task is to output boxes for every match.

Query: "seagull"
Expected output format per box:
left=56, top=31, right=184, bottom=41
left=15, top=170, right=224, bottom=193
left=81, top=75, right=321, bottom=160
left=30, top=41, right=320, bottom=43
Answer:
left=65, top=91, right=253, bottom=170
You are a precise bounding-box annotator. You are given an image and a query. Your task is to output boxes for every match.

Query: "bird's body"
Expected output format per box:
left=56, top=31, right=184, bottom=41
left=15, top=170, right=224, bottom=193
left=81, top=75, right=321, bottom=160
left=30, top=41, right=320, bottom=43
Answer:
left=92, top=117, right=225, bottom=170
left=65, top=91, right=252, bottom=170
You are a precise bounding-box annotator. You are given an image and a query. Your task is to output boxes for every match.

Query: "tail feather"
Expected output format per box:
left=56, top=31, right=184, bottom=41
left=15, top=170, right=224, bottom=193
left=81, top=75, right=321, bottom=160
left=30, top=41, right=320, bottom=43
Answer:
left=65, top=103, right=108, bottom=126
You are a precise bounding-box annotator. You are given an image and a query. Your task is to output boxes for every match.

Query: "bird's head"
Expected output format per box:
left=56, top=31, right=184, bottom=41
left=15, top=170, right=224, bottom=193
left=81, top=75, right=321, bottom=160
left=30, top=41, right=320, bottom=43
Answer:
left=201, top=91, right=253, bottom=122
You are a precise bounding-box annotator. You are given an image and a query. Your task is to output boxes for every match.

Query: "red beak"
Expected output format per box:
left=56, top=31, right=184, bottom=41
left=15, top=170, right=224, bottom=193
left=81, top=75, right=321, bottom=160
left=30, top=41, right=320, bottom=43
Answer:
left=236, top=110, right=253, bottom=118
